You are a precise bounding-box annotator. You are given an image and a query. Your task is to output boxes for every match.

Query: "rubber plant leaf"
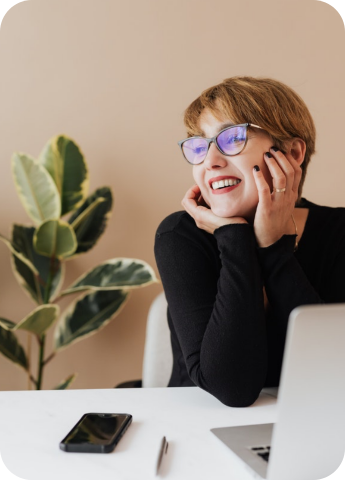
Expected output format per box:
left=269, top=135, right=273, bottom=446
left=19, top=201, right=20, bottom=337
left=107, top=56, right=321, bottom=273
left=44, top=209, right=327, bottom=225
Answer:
left=11, top=153, right=61, bottom=224
left=0, top=233, right=38, bottom=275
left=54, top=373, right=77, bottom=390
left=54, top=289, right=129, bottom=351
left=0, top=305, right=60, bottom=336
left=11, top=225, right=63, bottom=304
left=33, top=220, right=77, bottom=259
left=60, top=258, right=158, bottom=296
left=38, top=135, right=89, bottom=216
left=67, top=187, right=113, bottom=256
left=0, top=321, right=28, bottom=370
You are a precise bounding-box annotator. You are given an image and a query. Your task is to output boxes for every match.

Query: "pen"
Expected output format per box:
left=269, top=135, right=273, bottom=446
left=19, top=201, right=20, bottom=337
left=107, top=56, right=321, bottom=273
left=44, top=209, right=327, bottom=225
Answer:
left=156, top=436, right=169, bottom=476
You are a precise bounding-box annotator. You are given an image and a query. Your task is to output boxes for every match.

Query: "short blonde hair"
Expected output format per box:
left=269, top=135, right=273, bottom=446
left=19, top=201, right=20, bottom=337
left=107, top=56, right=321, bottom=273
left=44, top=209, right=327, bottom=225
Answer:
left=184, top=76, right=316, bottom=202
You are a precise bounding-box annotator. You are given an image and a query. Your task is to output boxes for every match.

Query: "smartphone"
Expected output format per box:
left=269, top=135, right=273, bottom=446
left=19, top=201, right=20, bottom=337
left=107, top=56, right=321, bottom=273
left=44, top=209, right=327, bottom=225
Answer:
left=59, top=412, right=132, bottom=453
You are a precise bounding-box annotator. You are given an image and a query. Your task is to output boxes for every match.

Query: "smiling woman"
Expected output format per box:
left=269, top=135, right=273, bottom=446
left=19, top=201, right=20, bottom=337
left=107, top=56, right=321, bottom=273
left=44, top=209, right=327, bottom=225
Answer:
left=154, top=76, right=345, bottom=407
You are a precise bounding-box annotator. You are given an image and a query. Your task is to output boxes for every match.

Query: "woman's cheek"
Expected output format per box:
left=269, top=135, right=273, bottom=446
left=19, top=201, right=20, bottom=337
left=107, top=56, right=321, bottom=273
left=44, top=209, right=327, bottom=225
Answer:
left=201, top=187, right=211, bottom=207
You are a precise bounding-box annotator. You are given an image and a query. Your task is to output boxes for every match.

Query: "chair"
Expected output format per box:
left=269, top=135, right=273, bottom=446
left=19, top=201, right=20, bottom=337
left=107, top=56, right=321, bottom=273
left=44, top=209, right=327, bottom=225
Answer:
left=116, top=291, right=173, bottom=388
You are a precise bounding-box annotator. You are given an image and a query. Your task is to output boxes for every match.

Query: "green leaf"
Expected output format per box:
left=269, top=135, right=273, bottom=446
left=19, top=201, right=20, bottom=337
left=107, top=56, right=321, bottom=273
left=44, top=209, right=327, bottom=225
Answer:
left=38, top=135, right=89, bottom=216
left=0, top=322, right=28, bottom=370
left=11, top=153, right=61, bottom=224
left=68, top=187, right=113, bottom=256
left=34, top=220, right=77, bottom=259
left=54, top=290, right=129, bottom=351
left=13, top=305, right=59, bottom=335
left=0, top=233, right=38, bottom=275
left=11, top=225, right=64, bottom=304
left=0, top=318, right=16, bottom=330
left=70, top=197, right=106, bottom=231
left=61, top=258, right=158, bottom=296
left=54, top=373, right=77, bottom=390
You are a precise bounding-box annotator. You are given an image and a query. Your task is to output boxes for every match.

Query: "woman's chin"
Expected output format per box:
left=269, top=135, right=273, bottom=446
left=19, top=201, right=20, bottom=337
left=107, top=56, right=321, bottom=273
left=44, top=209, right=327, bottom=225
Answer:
left=210, top=199, right=257, bottom=221
left=211, top=207, right=255, bottom=221
left=210, top=205, right=237, bottom=218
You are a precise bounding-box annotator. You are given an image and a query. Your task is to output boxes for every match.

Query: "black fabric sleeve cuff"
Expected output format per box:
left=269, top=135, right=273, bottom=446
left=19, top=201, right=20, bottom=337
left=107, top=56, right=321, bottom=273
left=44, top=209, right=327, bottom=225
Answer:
left=256, top=234, right=297, bottom=279
left=214, top=222, right=254, bottom=242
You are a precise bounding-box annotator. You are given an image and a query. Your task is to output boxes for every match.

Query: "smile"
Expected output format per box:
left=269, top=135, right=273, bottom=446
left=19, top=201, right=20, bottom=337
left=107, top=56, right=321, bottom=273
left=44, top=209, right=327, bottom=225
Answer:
left=211, top=178, right=241, bottom=190
left=208, top=176, right=242, bottom=195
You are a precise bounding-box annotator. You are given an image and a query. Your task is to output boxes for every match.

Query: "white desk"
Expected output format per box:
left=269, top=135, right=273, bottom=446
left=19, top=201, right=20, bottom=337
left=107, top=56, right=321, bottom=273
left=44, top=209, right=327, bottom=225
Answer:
left=0, top=387, right=279, bottom=480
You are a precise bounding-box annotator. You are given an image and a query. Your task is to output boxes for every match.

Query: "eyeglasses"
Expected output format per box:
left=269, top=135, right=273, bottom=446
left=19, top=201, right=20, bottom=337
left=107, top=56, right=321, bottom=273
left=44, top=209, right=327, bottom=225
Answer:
left=178, top=123, right=264, bottom=165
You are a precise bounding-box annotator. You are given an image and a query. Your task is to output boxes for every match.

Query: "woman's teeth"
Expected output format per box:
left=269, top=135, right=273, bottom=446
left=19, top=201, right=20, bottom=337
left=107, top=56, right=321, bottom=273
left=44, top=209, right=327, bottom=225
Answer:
left=212, top=179, right=241, bottom=190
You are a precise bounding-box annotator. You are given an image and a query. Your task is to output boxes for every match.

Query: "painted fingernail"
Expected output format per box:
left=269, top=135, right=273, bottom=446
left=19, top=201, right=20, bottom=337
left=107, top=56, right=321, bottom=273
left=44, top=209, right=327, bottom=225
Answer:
left=253, top=165, right=260, bottom=172
left=265, top=152, right=273, bottom=158
left=271, top=147, right=279, bottom=152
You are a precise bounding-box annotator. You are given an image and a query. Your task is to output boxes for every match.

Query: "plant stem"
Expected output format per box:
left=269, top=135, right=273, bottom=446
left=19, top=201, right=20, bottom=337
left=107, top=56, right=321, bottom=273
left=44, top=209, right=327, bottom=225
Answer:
left=43, top=352, right=56, bottom=366
left=36, top=334, right=45, bottom=390
left=36, top=255, right=56, bottom=390
left=34, top=274, right=44, bottom=304
left=43, top=255, right=56, bottom=304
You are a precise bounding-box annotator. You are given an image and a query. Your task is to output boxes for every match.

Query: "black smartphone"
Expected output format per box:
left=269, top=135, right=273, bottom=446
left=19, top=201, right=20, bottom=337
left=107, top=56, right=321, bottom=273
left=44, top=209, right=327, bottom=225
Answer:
left=59, top=412, right=132, bottom=453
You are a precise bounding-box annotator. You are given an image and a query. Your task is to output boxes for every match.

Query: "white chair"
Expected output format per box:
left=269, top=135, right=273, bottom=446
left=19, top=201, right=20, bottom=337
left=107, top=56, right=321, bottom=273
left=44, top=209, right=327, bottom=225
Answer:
left=142, top=291, right=172, bottom=387
left=116, top=291, right=173, bottom=388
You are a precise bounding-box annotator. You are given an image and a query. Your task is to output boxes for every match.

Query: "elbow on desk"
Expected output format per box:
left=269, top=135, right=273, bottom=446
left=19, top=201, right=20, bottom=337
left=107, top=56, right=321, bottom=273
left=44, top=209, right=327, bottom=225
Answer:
left=190, top=358, right=266, bottom=408
left=216, top=388, right=261, bottom=408
left=196, top=373, right=263, bottom=408
left=202, top=371, right=264, bottom=408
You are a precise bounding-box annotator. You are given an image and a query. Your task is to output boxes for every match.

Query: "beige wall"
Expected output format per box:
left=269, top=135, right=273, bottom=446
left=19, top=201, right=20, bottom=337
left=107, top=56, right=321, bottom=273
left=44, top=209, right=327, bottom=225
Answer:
left=0, top=0, right=344, bottom=390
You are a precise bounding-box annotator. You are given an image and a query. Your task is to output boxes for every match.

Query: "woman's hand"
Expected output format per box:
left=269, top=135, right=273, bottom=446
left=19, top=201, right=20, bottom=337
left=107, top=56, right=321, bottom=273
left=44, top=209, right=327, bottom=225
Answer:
left=182, top=184, right=248, bottom=235
left=253, top=147, right=302, bottom=247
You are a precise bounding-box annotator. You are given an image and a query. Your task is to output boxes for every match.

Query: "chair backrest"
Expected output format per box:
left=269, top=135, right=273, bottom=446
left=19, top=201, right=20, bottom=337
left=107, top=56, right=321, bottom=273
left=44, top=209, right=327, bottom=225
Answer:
left=142, top=292, right=173, bottom=387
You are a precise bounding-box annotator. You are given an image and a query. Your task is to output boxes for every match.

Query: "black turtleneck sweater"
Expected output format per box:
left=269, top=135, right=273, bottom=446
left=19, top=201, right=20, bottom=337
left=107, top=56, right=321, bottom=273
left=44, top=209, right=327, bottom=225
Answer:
left=154, top=199, right=345, bottom=407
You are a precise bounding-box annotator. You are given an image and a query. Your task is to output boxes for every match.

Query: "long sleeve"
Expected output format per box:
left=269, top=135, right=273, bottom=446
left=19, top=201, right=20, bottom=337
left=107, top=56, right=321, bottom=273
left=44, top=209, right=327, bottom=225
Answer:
left=154, top=201, right=345, bottom=406
left=257, top=235, right=323, bottom=340
left=257, top=206, right=345, bottom=341
left=154, top=213, right=268, bottom=407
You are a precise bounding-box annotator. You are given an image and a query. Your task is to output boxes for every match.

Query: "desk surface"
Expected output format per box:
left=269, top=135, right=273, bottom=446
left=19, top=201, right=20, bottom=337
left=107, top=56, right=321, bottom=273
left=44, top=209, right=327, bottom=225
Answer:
left=0, top=387, right=278, bottom=480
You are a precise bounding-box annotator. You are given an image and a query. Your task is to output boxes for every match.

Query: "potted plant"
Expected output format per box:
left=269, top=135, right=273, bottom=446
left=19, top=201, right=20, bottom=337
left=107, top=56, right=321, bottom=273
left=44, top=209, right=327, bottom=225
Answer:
left=0, top=134, right=158, bottom=390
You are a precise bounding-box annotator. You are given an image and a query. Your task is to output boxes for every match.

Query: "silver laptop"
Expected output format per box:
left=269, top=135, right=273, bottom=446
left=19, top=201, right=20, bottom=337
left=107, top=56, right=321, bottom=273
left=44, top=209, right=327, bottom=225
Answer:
left=211, top=304, right=345, bottom=480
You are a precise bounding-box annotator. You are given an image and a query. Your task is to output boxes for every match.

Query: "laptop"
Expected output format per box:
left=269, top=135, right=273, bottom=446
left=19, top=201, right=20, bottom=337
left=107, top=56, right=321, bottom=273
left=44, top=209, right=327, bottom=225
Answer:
left=211, top=304, right=345, bottom=480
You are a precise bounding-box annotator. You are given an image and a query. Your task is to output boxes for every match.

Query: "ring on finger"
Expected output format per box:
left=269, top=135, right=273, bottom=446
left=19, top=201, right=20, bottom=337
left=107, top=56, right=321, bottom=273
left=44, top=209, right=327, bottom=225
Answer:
left=275, top=187, right=286, bottom=193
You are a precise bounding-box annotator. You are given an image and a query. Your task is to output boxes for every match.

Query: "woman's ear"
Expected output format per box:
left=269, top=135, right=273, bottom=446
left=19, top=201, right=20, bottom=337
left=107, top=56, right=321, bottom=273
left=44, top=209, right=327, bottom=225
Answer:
left=285, top=138, right=306, bottom=166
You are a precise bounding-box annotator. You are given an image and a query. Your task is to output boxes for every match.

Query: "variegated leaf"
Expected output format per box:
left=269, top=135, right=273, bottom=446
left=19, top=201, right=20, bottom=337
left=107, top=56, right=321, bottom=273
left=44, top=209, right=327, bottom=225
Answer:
left=11, top=153, right=61, bottom=224
left=68, top=187, right=113, bottom=256
left=0, top=322, right=28, bottom=370
left=0, top=233, right=38, bottom=275
left=11, top=225, right=63, bottom=304
left=39, top=135, right=89, bottom=215
left=13, top=305, right=59, bottom=335
left=34, top=220, right=77, bottom=259
left=54, top=289, right=129, bottom=351
left=60, top=258, right=158, bottom=296
left=54, top=373, right=77, bottom=390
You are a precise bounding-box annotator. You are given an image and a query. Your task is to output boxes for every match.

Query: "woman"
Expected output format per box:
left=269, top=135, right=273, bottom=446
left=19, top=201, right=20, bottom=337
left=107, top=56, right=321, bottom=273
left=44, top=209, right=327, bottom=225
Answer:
left=154, top=76, right=345, bottom=407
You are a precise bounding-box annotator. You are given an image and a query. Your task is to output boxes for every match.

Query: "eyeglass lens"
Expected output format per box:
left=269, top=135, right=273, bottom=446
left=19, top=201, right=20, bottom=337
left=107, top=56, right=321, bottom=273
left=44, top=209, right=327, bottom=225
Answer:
left=182, top=125, right=247, bottom=164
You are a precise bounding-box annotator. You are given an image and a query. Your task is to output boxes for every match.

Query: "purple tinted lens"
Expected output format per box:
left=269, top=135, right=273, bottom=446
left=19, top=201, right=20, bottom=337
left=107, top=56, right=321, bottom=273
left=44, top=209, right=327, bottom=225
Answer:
left=182, top=138, right=208, bottom=164
left=217, top=126, right=247, bottom=155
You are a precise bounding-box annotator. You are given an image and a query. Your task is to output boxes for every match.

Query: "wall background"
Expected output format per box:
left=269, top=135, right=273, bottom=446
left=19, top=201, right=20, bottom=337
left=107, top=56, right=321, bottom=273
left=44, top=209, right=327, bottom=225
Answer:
left=0, top=0, right=344, bottom=390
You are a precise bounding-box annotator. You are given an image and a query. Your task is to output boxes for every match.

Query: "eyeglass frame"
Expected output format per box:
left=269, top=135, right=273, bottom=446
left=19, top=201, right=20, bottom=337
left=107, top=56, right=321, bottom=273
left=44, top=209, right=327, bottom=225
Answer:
left=177, top=123, right=264, bottom=165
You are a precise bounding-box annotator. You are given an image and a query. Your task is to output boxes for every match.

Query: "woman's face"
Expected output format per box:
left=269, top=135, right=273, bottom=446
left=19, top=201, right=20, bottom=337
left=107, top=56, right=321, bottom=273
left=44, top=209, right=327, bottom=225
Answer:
left=193, top=109, right=275, bottom=221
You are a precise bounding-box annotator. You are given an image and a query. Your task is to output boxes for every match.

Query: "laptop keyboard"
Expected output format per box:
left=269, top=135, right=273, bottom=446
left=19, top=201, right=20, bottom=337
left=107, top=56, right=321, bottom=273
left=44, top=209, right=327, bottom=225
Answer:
left=249, top=445, right=271, bottom=462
